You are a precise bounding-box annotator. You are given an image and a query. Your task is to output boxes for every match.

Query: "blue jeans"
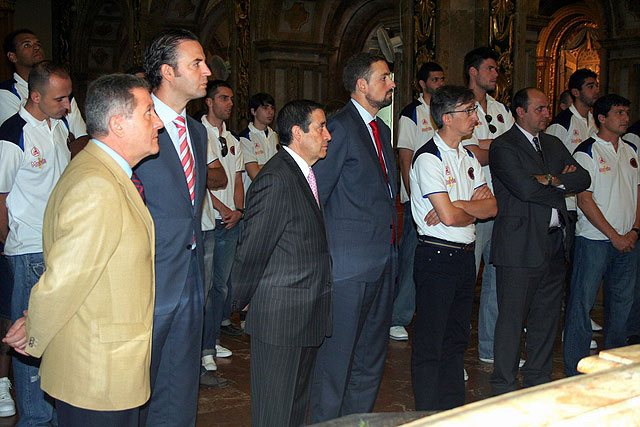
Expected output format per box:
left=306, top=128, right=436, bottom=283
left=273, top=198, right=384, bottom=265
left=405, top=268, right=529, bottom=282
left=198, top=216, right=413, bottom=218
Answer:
left=626, top=248, right=640, bottom=337
left=8, top=252, right=56, bottom=426
left=564, top=237, right=637, bottom=376
left=475, top=220, right=497, bottom=360
left=202, top=221, right=240, bottom=356
left=0, top=243, right=12, bottom=320
left=392, top=202, right=416, bottom=326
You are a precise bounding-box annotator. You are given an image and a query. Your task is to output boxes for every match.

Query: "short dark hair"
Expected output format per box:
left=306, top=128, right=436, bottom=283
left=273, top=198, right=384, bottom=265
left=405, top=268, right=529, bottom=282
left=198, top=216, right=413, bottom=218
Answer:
left=342, top=53, right=387, bottom=93
left=593, top=94, right=630, bottom=128
left=417, top=62, right=443, bottom=83
left=28, top=61, right=69, bottom=95
left=512, top=87, right=536, bottom=114
left=430, top=85, right=475, bottom=129
left=559, top=89, right=572, bottom=106
left=248, top=92, right=275, bottom=118
left=86, top=74, right=150, bottom=137
left=143, top=29, right=199, bottom=90
left=4, top=29, right=36, bottom=56
left=463, top=47, right=498, bottom=81
left=205, top=80, right=232, bottom=99
left=276, top=99, right=324, bottom=146
left=568, top=68, right=598, bottom=100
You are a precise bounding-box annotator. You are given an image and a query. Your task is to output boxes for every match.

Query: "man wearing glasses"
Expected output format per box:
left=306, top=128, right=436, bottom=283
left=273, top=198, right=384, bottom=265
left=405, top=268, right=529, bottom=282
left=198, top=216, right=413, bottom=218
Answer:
left=461, top=47, right=515, bottom=369
left=410, top=85, right=496, bottom=410
left=199, top=80, right=244, bottom=388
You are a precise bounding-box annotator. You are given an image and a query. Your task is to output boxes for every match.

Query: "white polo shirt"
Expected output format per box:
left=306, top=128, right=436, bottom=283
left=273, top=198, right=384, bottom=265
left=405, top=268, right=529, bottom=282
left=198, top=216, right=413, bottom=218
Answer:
left=573, top=135, right=640, bottom=241
left=0, top=72, right=87, bottom=137
left=624, top=121, right=640, bottom=148
left=410, top=133, right=487, bottom=244
left=462, top=93, right=514, bottom=191
left=239, top=122, right=279, bottom=194
left=201, top=117, right=243, bottom=228
left=546, top=104, right=597, bottom=211
left=0, top=106, right=70, bottom=255
left=397, top=94, right=437, bottom=203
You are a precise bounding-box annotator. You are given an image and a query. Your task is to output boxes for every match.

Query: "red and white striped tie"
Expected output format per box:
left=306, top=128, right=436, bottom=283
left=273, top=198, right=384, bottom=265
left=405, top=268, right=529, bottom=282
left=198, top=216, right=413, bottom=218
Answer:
left=174, top=116, right=195, bottom=205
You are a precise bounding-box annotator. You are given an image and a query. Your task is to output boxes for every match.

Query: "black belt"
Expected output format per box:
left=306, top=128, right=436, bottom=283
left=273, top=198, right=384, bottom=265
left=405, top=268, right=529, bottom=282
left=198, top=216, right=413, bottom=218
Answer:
left=417, top=235, right=475, bottom=252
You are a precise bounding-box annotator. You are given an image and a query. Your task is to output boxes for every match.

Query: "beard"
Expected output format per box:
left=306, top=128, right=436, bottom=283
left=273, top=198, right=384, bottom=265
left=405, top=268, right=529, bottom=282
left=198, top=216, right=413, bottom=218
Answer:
left=366, top=91, right=393, bottom=110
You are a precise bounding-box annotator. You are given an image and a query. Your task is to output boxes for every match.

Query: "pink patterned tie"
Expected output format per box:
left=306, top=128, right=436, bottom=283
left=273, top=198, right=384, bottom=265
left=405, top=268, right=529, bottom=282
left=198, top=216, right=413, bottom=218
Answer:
left=307, top=168, right=320, bottom=207
left=174, top=116, right=195, bottom=205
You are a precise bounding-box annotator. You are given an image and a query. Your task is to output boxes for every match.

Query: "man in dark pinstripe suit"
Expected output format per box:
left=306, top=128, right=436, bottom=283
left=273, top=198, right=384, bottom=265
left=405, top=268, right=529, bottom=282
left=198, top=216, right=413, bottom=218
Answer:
left=230, top=100, right=333, bottom=427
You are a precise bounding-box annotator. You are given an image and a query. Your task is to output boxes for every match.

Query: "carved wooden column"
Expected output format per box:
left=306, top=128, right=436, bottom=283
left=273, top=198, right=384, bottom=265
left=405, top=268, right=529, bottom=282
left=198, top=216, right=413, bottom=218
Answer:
left=0, top=0, right=16, bottom=80
left=489, top=0, right=515, bottom=105
left=228, top=0, right=250, bottom=131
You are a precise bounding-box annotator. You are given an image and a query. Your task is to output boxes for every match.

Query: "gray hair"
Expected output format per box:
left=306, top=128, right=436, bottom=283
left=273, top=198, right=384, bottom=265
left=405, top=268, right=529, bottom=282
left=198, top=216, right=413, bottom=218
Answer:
left=85, top=74, right=150, bottom=137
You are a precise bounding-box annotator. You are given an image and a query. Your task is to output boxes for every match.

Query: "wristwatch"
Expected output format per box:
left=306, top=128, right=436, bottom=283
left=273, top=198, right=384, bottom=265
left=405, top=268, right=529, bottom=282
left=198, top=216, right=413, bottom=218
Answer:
left=237, top=208, right=245, bottom=219
left=545, top=174, right=554, bottom=186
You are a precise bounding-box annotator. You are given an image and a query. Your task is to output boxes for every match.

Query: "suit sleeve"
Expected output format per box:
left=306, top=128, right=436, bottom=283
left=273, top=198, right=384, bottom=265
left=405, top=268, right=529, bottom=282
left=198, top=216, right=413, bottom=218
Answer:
left=230, top=171, right=287, bottom=309
left=548, top=136, right=591, bottom=193
left=25, top=175, right=123, bottom=357
left=313, top=118, right=348, bottom=205
left=489, top=136, right=566, bottom=209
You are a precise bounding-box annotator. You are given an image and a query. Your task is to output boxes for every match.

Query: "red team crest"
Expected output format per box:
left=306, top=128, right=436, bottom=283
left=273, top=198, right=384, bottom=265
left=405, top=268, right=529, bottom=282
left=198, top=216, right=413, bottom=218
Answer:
left=31, top=146, right=40, bottom=157
left=631, top=158, right=638, bottom=168
left=468, top=167, right=474, bottom=180
left=230, top=145, right=235, bottom=156
left=497, top=114, right=504, bottom=123
left=445, top=165, right=451, bottom=175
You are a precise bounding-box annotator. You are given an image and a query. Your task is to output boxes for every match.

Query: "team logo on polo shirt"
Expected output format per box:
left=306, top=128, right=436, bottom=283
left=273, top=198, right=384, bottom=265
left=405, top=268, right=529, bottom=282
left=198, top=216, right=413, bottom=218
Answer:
left=631, top=158, right=638, bottom=168
left=31, top=146, right=41, bottom=157
left=598, top=157, right=611, bottom=174
left=230, top=145, right=235, bottom=155
left=468, top=167, right=474, bottom=180
left=421, top=118, right=433, bottom=133
left=497, top=114, right=504, bottom=123
left=445, top=165, right=451, bottom=175
left=254, top=142, right=264, bottom=156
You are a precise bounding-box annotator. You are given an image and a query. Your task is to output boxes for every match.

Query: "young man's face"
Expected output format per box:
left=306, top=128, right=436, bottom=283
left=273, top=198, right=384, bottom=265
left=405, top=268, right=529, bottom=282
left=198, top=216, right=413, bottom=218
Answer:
left=8, top=32, right=44, bottom=68
left=576, top=77, right=600, bottom=108
left=421, top=71, right=445, bottom=95
left=210, top=86, right=234, bottom=121
left=600, top=105, right=630, bottom=137
left=252, top=103, right=275, bottom=126
left=34, top=74, right=72, bottom=120
left=171, top=40, right=211, bottom=101
left=471, top=58, right=498, bottom=92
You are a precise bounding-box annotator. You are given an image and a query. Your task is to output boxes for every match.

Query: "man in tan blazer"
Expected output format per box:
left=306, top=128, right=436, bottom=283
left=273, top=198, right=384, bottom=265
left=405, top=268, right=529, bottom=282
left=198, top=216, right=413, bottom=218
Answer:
left=3, top=73, right=163, bottom=426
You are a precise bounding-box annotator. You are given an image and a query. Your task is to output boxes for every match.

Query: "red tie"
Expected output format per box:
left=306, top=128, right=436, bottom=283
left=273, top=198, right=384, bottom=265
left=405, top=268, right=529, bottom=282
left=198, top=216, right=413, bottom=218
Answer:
left=174, top=116, right=195, bottom=205
left=131, top=172, right=145, bottom=204
left=369, top=119, right=395, bottom=244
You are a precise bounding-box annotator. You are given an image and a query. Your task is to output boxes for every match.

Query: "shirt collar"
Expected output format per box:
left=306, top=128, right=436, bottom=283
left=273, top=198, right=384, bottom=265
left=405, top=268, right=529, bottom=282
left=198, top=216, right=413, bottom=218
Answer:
left=351, top=98, right=376, bottom=125
left=201, top=115, right=227, bottom=138
left=283, top=145, right=311, bottom=178
left=92, top=138, right=132, bottom=177
left=13, top=72, right=27, bottom=88
left=18, top=104, right=62, bottom=129
left=515, top=123, right=538, bottom=143
left=433, top=132, right=464, bottom=154
left=151, top=93, right=186, bottom=126
left=418, top=93, right=427, bottom=107
left=248, top=122, right=271, bottom=136
left=569, top=103, right=593, bottom=124
left=593, top=133, right=623, bottom=148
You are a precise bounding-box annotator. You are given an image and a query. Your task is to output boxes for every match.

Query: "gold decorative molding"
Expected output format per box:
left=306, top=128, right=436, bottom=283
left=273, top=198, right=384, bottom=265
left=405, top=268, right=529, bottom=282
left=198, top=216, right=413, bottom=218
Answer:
left=234, top=0, right=250, bottom=126
left=0, top=0, right=15, bottom=10
left=413, top=0, right=436, bottom=91
left=489, top=0, right=515, bottom=106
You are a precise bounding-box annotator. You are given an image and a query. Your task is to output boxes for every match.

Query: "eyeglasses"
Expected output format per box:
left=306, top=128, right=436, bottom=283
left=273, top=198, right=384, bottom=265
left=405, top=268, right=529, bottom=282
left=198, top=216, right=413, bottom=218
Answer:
left=445, top=105, right=478, bottom=117
left=484, top=114, right=497, bottom=134
left=219, top=136, right=228, bottom=157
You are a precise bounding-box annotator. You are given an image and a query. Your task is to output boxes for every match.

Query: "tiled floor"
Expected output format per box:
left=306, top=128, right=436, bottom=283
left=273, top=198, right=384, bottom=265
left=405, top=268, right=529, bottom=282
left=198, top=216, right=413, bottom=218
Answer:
left=0, top=283, right=605, bottom=427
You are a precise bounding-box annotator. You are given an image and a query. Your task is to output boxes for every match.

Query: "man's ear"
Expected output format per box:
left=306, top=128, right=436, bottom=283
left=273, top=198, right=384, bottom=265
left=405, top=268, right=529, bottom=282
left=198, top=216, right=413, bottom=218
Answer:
left=160, top=63, right=175, bottom=83
left=469, top=67, right=478, bottom=80
left=291, top=125, right=302, bottom=142
left=30, top=90, right=41, bottom=104
left=418, top=80, right=427, bottom=92
left=571, top=88, right=580, bottom=100
left=205, top=97, right=213, bottom=108
left=516, top=106, right=525, bottom=119
left=356, top=77, right=368, bottom=94
left=6, top=52, right=17, bottom=65
left=109, top=115, right=125, bottom=138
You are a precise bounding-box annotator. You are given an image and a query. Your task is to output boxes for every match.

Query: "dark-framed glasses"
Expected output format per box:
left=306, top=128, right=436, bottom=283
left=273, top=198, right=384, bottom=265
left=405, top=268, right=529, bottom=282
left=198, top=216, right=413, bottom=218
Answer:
left=219, top=136, right=228, bottom=157
left=445, top=105, right=478, bottom=117
left=484, top=114, right=497, bottom=134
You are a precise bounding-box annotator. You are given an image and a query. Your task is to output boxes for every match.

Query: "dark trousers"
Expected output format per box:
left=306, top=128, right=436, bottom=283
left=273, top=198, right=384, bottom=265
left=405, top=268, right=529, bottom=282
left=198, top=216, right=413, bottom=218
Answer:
left=411, top=242, right=475, bottom=411
left=490, top=230, right=565, bottom=395
left=57, top=400, right=139, bottom=427
left=139, top=252, right=203, bottom=427
left=310, top=255, right=394, bottom=423
left=250, top=337, right=317, bottom=427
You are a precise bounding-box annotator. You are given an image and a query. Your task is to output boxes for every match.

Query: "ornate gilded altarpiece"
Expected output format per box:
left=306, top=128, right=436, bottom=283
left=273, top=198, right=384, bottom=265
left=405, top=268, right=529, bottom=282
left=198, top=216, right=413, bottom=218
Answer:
left=489, top=0, right=515, bottom=106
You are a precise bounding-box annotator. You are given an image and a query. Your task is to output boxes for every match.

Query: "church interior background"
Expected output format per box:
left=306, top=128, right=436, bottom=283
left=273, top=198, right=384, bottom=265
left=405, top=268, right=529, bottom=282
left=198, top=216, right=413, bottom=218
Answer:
left=2, top=0, right=639, bottom=134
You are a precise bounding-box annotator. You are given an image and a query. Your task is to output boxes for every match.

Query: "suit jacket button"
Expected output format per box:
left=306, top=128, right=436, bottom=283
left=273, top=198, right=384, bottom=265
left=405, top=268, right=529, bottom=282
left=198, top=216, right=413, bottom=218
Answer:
left=186, top=245, right=191, bottom=250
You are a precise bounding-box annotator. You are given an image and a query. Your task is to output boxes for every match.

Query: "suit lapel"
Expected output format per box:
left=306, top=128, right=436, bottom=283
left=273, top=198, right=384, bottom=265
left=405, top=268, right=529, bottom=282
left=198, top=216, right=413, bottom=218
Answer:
left=157, top=129, right=192, bottom=205
left=513, top=126, right=545, bottom=167
left=279, top=150, right=324, bottom=223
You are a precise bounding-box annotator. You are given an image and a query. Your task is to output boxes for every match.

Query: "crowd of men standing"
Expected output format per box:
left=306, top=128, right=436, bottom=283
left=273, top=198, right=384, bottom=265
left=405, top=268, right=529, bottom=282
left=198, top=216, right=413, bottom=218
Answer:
left=0, top=25, right=638, bottom=427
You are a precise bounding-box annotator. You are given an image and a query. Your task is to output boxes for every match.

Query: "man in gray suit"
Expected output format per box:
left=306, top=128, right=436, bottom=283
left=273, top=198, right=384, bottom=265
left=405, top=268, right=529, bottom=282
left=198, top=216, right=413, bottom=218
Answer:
left=489, top=88, right=590, bottom=395
left=231, top=100, right=332, bottom=427
left=311, top=53, right=398, bottom=422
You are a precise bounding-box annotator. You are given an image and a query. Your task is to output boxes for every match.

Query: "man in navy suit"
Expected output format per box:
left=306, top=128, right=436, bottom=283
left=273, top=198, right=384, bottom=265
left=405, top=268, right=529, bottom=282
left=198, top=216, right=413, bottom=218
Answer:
left=311, top=53, right=398, bottom=422
left=231, top=100, right=332, bottom=427
left=136, top=29, right=225, bottom=426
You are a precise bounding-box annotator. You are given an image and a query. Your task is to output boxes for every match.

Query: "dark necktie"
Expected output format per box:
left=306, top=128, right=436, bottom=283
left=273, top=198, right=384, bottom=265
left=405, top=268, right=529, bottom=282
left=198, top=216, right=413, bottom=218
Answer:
left=369, top=119, right=395, bottom=244
left=532, top=136, right=543, bottom=158
left=131, top=172, right=145, bottom=204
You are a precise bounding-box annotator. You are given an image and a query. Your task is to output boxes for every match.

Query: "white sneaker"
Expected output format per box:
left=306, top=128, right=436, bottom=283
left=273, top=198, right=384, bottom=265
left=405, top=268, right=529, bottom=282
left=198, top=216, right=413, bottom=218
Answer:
left=464, top=368, right=468, bottom=381
left=479, top=357, right=526, bottom=368
left=590, top=339, right=597, bottom=349
left=591, top=319, right=603, bottom=331
left=201, top=355, right=217, bottom=371
left=216, top=344, right=232, bottom=358
left=389, top=326, right=409, bottom=341
left=0, top=377, right=16, bottom=417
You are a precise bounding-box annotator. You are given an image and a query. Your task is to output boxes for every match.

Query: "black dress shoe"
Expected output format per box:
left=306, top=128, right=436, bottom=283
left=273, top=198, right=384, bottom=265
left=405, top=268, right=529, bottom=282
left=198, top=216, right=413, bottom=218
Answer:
left=220, top=324, right=243, bottom=336
left=627, top=335, right=640, bottom=345
left=200, top=371, right=230, bottom=389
